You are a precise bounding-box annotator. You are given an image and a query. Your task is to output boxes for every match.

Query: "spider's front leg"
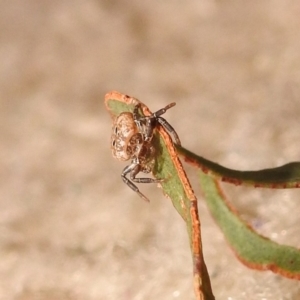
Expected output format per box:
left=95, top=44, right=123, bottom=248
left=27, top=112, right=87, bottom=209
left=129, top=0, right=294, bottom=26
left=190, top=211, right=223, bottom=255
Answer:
left=133, top=104, right=155, bottom=143
left=121, top=160, right=162, bottom=202
left=135, top=102, right=181, bottom=145
left=156, top=116, right=181, bottom=145
left=133, top=103, right=144, bottom=133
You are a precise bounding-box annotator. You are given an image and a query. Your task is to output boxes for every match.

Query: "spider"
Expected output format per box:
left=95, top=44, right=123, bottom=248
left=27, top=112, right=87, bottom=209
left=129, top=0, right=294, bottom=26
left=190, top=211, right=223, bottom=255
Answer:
left=111, top=102, right=181, bottom=202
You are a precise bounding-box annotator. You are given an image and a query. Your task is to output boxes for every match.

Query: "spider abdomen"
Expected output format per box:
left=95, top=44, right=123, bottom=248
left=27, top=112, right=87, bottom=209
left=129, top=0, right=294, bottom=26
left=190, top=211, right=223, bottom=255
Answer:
left=111, top=112, right=142, bottom=161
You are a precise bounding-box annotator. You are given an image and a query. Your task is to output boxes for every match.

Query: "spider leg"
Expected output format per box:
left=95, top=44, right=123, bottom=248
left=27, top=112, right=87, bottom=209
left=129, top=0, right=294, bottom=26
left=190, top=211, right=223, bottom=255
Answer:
left=133, top=103, right=143, bottom=133
left=121, top=160, right=163, bottom=202
left=157, top=117, right=181, bottom=145
left=121, top=162, right=149, bottom=202
left=141, top=103, right=180, bottom=144
left=129, top=161, right=163, bottom=184
left=136, top=103, right=178, bottom=141
left=153, top=102, right=176, bottom=117
left=133, top=103, right=141, bottom=121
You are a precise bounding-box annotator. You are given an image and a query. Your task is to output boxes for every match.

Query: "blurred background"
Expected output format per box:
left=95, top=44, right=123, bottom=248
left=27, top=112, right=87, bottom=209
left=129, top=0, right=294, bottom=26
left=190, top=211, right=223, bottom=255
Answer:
left=1, top=1, right=300, bottom=299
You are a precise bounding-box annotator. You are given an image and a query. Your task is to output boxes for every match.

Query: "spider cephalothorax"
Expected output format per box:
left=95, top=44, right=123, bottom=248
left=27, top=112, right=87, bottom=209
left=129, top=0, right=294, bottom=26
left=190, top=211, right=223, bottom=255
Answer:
left=111, top=102, right=181, bottom=201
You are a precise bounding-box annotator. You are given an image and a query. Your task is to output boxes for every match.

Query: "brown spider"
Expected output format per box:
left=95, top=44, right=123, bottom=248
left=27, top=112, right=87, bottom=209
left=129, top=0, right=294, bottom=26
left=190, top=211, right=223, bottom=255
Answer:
left=111, top=102, right=181, bottom=202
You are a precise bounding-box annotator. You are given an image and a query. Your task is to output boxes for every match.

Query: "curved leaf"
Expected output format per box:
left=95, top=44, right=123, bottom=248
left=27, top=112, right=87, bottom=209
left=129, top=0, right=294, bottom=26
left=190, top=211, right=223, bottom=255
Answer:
left=199, top=172, right=300, bottom=279
left=177, top=145, right=300, bottom=188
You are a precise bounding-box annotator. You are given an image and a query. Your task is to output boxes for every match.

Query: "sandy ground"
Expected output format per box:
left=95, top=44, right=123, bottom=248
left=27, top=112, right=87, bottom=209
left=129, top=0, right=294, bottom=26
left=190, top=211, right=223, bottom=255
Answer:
left=1, top=1, right=300, bottom=299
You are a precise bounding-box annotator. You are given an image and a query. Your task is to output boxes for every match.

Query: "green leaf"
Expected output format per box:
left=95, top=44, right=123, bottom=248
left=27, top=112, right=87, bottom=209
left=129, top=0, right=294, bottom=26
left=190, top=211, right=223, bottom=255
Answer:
left=199, top=172, right=300, bottom=279
left=105, top=91, right=215, bottom=300
left=177, top=145, right=300, bottom=188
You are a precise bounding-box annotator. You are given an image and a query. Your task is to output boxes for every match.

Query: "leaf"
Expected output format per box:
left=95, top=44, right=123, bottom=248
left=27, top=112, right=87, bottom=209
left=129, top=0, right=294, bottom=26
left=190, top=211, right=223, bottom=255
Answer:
left=177, top=145, right=300, bottom=188
left=105, top=91, right=215, bottom=300
left=199, top=172, right=300, bottom=279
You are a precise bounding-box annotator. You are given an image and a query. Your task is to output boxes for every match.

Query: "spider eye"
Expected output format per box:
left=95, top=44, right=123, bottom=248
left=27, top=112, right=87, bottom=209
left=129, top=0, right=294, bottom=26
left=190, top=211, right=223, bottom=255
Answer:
left=112, top=139, right=116, bottom=147
left=114, top=126, right=118, bottom=135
